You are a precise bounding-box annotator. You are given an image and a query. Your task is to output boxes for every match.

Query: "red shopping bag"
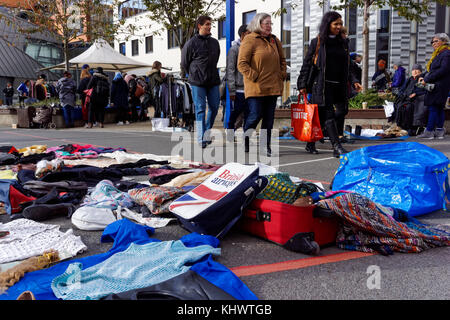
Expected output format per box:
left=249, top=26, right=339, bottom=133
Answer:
left=82, top=88, right=93, bottom=121
left=291, top=94, right=323, bottom=142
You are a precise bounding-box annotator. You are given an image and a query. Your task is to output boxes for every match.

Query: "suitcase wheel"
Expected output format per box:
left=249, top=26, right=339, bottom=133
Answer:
left=283, top=232, right=320, bottom=255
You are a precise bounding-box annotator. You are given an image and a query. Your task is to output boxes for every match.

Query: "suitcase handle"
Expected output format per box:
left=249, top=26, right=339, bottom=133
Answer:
left=255, top=211, right=271, bottom=222
left=245, top=209, right=271, bottom=222
left=312, top=206, right=335, bottom=218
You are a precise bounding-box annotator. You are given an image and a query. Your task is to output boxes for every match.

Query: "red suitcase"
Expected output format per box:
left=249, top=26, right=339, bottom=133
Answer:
left=240, top=199, right=338, bottom=255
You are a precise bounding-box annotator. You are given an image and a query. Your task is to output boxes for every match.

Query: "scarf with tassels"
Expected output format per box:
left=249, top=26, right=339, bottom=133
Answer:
left=427, top=44, right=449, bottom=72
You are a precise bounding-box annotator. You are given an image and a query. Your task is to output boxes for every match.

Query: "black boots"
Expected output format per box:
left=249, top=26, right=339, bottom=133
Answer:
left=325, top=119, right=348, bottom=158
left=305, top=142, right=319, bottom=154
left=244, top=134, right=271, bottom=157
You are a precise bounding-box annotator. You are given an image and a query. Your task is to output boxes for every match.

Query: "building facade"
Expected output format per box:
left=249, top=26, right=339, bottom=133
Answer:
left=115, top=0, right=450, bottom=99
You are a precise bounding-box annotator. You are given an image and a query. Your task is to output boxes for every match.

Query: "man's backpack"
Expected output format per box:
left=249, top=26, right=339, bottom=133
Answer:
left=95, top=78, right=110, bottom=99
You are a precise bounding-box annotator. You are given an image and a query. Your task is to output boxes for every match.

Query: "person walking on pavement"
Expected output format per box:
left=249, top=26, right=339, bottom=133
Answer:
left=238, top=13, right=287, bottom=156
left=417, top=33, right=450, bottom=140
left=297, top=11, right=361, bottom=157
left=87, top=67, right=110, bottom=128
left=110, top=72, right=130, bottom=125
left=225, top=24, right=250, bottom=142
left=56, top=71, right=77, bottom=128
left=181, top=15, right=221, bottom=149
left=2, top=82, right=14, bottom=106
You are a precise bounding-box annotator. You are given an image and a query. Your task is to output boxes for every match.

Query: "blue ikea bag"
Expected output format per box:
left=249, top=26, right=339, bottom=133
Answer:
left=332, top=142, right=450, bottom=217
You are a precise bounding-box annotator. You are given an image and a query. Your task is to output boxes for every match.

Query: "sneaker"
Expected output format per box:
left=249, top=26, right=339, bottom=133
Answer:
left=125, top=121, right=130, bottom=125
left=417, top=129, right=435, bottom=139
left=117, top=121, right=124, bottom=126
left=435, top=128, right=445, bottom=139
left=93, top=122, right=98, bottom=127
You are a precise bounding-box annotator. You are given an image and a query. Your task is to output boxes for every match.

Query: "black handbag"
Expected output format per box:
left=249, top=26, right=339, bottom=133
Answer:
left=306, top=36, right=321, bottom=92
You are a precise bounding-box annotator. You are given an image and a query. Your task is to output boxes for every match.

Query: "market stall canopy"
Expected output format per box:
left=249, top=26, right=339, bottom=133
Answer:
left=39, top=39, right=152, bottom=72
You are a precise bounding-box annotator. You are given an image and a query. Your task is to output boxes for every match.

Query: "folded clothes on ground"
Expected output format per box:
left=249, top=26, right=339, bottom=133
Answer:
left=128, top=186, right=185, bottom=215
left=82, top=180, right=134, bottom=210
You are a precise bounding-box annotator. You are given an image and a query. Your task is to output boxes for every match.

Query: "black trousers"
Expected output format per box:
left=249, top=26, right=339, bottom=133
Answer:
left=319, top=81, right=347, bottom=135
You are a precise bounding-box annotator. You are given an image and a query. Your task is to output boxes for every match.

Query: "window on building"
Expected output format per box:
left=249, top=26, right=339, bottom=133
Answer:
left=281, top=0, right=291, bottom=67
left=376, top=9, right=391, bottom=65
left=119, top=42, right=126, bottom=55
left=23, top=41, right=63, bottom=68
left=131, top=39, right=139, bottom=56
left=303, top=0, right=310, bottom=59
left=119, top=0, right=146, bottom=19
left=218, top=19, right=226, bottom=40
left=168, top=26, right=182, bottom=49
left=435, top=2, right=450, bottom=34
left=243, top=10, right=256, bottom=25
left=345, top=7, right=357, bottom=52
left=145, top=36, right=153, bottom=53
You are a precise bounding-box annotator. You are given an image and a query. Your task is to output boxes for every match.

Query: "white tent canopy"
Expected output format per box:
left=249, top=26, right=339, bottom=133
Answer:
left=40, top=39, right=152, bottom=72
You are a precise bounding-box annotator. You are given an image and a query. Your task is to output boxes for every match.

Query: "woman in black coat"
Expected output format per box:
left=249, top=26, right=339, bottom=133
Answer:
left=297, top=11, right=361, bottom=157
left=417, top=33, right=450, bottom=139
left=110, top=72, right=130, bottom=125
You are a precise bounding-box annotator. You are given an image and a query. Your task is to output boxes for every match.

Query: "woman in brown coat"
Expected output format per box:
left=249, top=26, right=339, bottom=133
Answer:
left=238, top=12, right=287, bottom=156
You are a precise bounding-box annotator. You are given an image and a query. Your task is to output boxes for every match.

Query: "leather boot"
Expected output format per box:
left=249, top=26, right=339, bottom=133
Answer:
left=244, top=136, right=249, bottom=153
left=305, top=142, right=319, bottom=154
left=265, top=132, right=272, bottom=157
left=325, top=119, right=348, bottom=158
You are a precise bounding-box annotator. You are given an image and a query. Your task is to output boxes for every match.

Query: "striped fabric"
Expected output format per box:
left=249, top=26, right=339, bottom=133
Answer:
left=317, top=193, right=450, bottom=255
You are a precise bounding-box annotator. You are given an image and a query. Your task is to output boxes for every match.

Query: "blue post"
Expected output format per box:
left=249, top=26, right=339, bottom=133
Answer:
left=224, top=0, right=235, bottom=129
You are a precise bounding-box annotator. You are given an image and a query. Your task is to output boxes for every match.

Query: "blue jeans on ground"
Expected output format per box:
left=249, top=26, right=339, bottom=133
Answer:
left=62, top=105, right=75, bottom=127
left=426, top=105, right=445, bottom=131
left=227, top=92, right=248, bottom=130
left=191, top=85, right=220, bottom=144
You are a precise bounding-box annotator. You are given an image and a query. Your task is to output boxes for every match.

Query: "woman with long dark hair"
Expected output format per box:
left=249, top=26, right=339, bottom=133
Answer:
left=297, top=11, right=361, bottom=157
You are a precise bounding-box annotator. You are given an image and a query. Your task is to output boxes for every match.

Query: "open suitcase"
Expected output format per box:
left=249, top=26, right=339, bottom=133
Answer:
left=169, top=163, right=268, bottom=239
left=240, top=199, right=339, bottom=255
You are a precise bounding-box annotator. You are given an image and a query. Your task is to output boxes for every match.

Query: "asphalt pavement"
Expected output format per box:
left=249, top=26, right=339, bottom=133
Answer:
left=1, top=121, right=449, bottom=301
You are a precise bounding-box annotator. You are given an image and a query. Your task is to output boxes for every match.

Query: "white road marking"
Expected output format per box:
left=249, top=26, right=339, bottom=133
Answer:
left=277, top=157, right=336, bottom=167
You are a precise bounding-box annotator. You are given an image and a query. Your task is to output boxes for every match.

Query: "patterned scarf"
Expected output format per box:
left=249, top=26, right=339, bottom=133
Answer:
left=426, top=44, right=449, bottom=72
left=317, top=193, right=450, bottom=255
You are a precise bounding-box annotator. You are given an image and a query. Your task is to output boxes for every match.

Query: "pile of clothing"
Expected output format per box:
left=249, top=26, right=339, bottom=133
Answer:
left=1, top=143, right=263, bottom=300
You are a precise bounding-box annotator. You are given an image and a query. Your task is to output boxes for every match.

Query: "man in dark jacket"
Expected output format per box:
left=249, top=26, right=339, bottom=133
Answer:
left=225, top=24, right=250, bottom=141
left=2, top=82, right=14, bottom=106
left=87, top=67, right=110, bottom=128
left=181, top=15, right=221, bottom=148
left=56, top=71, right=77, bottom=127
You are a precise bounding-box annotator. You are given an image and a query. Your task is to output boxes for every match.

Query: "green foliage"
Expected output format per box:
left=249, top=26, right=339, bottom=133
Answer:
left=142, top=0, right=225, bottom=49
left=319, top=0, right=450, bottom=23
left=348, top=89, right=387, bottom=109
